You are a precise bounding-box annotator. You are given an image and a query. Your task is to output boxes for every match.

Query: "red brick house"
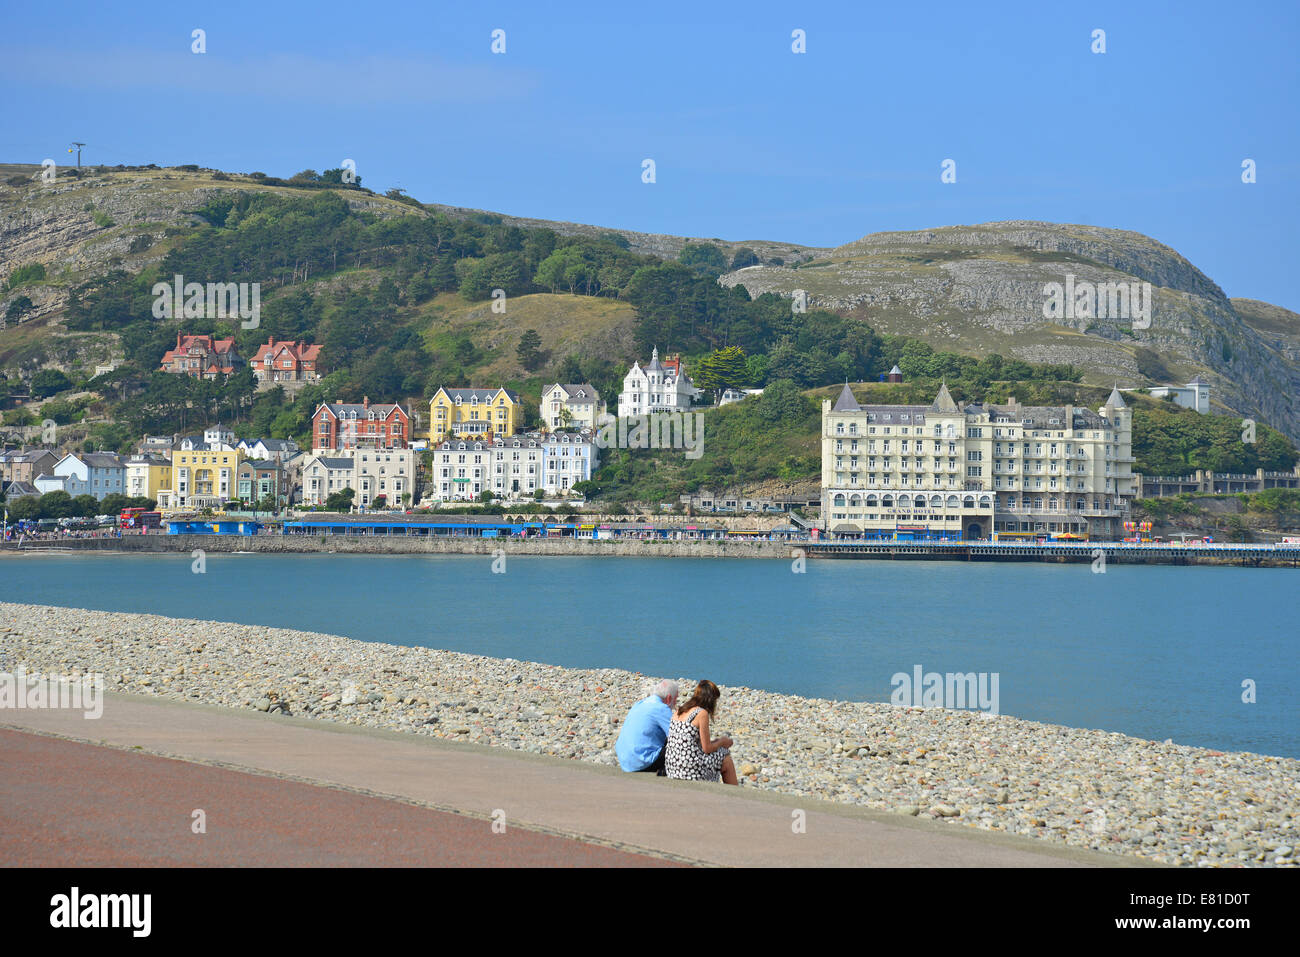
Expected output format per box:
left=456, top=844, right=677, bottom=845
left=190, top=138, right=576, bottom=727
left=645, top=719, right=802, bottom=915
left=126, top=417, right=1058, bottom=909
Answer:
left=249, top=337, right=323, bottom=386
left=312, top=397, right=410, bottom=451
left=160, top=334, right=243, bottom=379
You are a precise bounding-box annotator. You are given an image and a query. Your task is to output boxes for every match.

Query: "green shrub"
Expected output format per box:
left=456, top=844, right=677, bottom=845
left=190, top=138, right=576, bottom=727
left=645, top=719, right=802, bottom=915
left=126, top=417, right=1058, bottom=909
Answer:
left=5, top=262, right=46, bottom=290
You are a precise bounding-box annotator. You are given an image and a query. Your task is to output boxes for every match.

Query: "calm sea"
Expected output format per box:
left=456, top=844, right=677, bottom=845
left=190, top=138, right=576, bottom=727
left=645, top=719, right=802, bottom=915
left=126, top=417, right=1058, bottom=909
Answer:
left=2, top=553, right=1297, bottom=757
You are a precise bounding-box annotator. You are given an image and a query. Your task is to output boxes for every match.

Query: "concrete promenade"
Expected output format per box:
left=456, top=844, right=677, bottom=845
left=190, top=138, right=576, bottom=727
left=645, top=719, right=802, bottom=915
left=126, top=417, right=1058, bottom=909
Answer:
left=4, top=534, right=1298, bottom=566
left=0, top=692, right=1142, bottom=867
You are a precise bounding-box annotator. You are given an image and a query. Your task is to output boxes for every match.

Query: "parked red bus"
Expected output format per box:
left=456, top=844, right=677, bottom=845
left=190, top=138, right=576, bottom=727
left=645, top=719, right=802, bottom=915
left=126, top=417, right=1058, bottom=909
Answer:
left=120, top=507, right=162, bottom=529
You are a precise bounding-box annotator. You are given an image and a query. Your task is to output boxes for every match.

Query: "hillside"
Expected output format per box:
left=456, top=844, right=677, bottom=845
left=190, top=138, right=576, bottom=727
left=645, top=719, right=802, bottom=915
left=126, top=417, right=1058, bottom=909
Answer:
left=719, top=222, right=1300, bottom=441
left=418, top=291, right=637, bottom=384
left=2, top=162, right=1298, bottom=449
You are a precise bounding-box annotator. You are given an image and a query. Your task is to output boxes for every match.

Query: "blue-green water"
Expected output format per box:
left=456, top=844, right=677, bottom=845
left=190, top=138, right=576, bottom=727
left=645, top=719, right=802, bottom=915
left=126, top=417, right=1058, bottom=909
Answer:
left=2, top=553, right=1297, bottom=757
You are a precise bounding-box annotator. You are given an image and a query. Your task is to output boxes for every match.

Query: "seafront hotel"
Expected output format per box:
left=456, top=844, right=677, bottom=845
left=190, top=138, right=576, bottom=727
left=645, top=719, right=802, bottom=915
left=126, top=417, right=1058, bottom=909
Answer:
left=820, top=384, right=1135, bottom=541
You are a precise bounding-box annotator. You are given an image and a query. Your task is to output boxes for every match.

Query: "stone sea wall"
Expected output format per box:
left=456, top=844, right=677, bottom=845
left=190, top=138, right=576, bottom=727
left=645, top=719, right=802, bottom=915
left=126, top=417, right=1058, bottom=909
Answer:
left=0, top=535, right=788, bottom=559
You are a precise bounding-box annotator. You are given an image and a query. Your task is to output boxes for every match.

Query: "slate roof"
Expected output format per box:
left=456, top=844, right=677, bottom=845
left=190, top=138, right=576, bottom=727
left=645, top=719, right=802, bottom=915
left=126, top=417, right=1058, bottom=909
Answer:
left=434, top=388, right=520, bottom=404
left=930, top=383, right=960, bottom=414
left=832, top=383, right=861, bottom=412
left=547, top=383, right=600, bottom=401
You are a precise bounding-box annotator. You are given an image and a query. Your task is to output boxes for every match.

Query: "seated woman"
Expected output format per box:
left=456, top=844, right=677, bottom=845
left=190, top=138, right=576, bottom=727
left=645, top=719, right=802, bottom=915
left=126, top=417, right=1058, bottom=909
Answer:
left=664, top=679, right=739, bottom=785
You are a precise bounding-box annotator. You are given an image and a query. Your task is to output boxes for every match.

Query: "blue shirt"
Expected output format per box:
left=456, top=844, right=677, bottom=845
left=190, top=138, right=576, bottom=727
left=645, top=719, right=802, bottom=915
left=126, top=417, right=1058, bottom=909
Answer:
left=615, top=695, right=672, bottom=771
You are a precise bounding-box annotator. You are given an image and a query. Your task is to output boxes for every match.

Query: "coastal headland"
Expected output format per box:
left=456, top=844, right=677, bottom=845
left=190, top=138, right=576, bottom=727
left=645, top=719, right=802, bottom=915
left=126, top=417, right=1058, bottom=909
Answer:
left=2, top=602, right=1296, bottom=867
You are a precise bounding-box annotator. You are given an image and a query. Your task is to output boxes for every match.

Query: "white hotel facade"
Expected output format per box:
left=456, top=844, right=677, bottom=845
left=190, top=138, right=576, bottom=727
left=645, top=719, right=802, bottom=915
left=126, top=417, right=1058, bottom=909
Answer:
left=821, top=384, right=1135, bottom=540
left=431, top=430, right=597, bottom=501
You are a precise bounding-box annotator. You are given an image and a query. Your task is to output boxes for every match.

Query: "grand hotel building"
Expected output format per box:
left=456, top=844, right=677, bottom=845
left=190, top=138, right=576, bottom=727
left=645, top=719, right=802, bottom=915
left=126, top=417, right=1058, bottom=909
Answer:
left=820, top=384, right=1135, bottom=540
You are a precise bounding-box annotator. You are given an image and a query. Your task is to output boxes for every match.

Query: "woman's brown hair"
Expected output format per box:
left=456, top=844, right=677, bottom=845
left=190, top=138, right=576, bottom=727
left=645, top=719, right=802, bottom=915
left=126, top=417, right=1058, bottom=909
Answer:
left=677, top=679, right=721, bottom=716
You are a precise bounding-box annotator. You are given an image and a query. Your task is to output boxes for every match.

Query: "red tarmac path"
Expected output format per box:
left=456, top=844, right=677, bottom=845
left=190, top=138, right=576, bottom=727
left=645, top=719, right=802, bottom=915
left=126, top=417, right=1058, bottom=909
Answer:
left=0, top=730, right=673, bottom=867
left=0, top=692, right=1145, bottom=867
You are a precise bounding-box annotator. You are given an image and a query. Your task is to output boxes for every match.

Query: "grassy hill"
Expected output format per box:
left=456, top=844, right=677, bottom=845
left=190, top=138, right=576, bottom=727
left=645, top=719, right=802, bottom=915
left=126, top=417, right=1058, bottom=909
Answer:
left=2, top=160, right=1299, bottom=491
left=417, top=291, right=636, bottom=384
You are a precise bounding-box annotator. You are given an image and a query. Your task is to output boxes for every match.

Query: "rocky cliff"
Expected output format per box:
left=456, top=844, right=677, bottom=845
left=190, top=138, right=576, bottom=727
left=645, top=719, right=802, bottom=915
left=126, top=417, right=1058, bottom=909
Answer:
left=719, top=222, right=1298, bottom=441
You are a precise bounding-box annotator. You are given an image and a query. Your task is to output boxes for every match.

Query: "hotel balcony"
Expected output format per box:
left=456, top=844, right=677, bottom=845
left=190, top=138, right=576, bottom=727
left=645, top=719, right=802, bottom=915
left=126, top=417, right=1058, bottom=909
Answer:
left=1001, top=507, right=1126, bottom=519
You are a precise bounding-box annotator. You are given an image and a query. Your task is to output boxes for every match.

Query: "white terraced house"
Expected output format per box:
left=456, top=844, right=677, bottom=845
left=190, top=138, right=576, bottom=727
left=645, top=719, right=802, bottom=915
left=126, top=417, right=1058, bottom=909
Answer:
left=300, top=454, right=356, bottom=507
left=431, top=430, right=597, bottom=502
left=353, top=448, right=416, bottom=508
left=821, top=384, right=1134, bottom=541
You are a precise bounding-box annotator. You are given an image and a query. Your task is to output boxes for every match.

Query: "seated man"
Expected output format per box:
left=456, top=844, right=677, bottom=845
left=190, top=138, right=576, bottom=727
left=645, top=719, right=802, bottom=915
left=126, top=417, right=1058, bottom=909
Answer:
left=614, top=679, right=678, bottom=774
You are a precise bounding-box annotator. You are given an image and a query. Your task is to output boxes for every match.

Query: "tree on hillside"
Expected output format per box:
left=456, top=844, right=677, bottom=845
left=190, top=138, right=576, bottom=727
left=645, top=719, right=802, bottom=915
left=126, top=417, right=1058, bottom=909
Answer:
left=5, top=295, right=33, bottom=324
left=730, top=247, right=759, bottom=270
left=755, top=379, right=813, bottom=425
left=321, top=168, right=362, bottom=188
left=3, top=406, right=36, bottom=428
left=678, top=243, right=728, bottom=277
left=30, top=369, right=73, bottom=398
left=458, top=251, right=530, bottom=300
left=694, top=346, right=748, bottom=401
left=554, top=354, right=584, bottom=384
left=535, top=245, right=598, bottom=295
left=517, top=329, right=544, bottom=370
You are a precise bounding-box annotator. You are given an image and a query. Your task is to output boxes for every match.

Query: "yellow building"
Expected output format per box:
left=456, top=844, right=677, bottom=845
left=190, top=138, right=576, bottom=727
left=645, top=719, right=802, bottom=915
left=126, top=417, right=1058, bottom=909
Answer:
left=166, top=445, right=244, bottom=508
left=125, top=455, right=173, bottom=501
left=429, top=387, right=522, bottom=440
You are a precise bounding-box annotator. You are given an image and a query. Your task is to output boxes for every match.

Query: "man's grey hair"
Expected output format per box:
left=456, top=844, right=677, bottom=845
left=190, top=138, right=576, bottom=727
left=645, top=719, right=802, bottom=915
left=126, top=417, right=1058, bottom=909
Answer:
left=653, top=679, right=679, bottom=701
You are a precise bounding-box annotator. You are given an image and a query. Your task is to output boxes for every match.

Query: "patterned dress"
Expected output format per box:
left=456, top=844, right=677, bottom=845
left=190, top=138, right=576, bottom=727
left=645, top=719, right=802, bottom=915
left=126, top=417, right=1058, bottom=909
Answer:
left=664, top=708, right=730, bottom=781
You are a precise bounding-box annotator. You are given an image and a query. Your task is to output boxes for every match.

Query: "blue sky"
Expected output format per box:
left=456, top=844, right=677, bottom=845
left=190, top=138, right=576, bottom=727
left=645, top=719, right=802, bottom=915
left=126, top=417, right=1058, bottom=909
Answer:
left=4, top=0, right=1298, bottom=309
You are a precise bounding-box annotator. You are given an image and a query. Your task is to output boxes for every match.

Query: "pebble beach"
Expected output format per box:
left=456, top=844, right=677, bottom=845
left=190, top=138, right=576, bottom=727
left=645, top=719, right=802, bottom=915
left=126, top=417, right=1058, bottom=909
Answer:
left=1, top=600, right=1296, bottom=867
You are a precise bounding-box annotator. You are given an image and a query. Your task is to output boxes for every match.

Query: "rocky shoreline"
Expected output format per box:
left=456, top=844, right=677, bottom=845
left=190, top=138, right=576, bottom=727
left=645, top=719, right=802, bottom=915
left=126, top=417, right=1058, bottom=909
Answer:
left=2, top=601, right=1295, bottom=867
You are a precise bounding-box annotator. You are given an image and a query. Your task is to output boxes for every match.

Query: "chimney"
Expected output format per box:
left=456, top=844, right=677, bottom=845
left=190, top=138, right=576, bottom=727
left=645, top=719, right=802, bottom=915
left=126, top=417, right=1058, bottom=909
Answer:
left=363, top=396, right=370, bottom=410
